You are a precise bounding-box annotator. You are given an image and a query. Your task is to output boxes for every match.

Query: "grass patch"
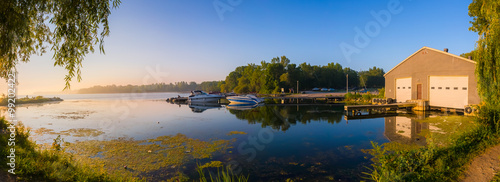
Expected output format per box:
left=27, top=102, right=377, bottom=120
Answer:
left=0, top=96, right=63, bottom=106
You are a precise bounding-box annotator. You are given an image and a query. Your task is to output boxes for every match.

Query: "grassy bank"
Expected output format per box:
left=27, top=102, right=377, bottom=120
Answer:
left=0, top=118, right=248, bottom=181
left=0, top=96, right=63, bottom=106
left=364, top=105, right=500, bottom=181
left=0, top=118, right=123, bottom=181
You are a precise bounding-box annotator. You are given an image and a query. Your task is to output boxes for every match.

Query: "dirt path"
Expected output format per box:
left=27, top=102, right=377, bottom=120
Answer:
left=0, top=171, right=16, bottom=182
left=461, top=144, right=500, bottom=182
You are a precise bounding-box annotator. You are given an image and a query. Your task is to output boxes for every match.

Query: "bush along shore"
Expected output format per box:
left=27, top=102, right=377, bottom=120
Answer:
left=343, top=88, right=385, bottom=105
left=364, top=104, right=500, bottom=181
left=0, top=96, right=63, bottom=106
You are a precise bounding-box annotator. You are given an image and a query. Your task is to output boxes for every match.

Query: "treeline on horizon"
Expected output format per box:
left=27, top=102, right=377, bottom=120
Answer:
left=220, top=56, right=384, bottom=94
left=77, top=81, right=223, bottom=94
left=77, top=56, right=385, bottom=94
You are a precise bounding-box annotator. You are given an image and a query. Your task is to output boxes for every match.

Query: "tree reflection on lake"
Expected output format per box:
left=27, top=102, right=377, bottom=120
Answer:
left=227, top=104, right=344, bottom=131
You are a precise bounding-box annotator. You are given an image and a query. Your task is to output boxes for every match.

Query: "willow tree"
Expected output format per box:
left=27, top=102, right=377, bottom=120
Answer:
left=469, top=0, right=500, bottom=106
left=0, top=0, right=121, bottom=89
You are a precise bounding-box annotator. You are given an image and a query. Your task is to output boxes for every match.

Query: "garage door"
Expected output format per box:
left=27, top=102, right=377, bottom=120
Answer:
left=396, top=78, right=412, bottom=102
left=429, top=76, right=468, bottom=109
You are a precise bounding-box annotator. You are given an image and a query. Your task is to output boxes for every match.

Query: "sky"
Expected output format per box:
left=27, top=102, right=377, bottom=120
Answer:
left=3, top=0, right=478, bottom=95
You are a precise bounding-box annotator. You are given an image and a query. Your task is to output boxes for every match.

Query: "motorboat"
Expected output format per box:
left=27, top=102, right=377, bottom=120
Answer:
left=188, top=90, right=225, bottom=103
left=226, top=94, right=264, bottom=104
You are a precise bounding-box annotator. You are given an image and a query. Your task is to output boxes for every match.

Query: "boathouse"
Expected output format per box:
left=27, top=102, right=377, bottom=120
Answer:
left=384, top=46, right=480, bottom=109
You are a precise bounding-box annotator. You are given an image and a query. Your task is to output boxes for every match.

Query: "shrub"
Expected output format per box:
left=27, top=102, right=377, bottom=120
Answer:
left=362, top=93, right=373, bottom=101
left=377, top=88, right=385, bottom=98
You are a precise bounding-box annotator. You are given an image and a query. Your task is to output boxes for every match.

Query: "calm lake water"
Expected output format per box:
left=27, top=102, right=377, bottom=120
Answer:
left=8, top=93, right=442, bottom=181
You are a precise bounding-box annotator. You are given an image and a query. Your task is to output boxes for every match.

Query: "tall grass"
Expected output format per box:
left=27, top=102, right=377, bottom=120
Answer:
left=197, top=164, right=249, bottom=182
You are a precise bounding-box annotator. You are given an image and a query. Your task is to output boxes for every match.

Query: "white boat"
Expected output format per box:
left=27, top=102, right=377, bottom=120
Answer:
left=188, top=90, right=225, bottom=103
left=226, top=95, right=264, bottom=104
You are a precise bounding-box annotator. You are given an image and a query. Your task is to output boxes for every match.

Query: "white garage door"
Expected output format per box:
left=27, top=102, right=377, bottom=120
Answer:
left=429, top=76, right=468, bottom=109
left=395, top=117, right=412, bottom=138
left=396, top=78, right=412, bottom=102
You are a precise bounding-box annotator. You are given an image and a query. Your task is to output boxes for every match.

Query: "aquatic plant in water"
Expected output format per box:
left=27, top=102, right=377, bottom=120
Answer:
left=65, top=133, right=233, bottom=180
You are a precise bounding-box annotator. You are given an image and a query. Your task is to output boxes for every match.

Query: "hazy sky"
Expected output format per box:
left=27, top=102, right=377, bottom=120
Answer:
left=3, top=0, right=477, bottom=95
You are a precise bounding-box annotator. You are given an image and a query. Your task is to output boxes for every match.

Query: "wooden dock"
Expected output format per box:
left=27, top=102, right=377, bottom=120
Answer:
left=344, top=102, right=417, bottom=116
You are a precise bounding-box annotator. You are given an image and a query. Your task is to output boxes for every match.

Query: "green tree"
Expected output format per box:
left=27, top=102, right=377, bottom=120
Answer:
left=220, top=66, right=245, bottom=92
left=0, top=0, right=121, bottom=89
left=359, top=66, right=385, bottom=88
left=460, top=50, right=476, bottom=59
left=469, top=0, right=500, bottom=106
left=279, top=63, right=301, bottom=91
left=298, top=62, right=316, bottom=90
left=261, top=62, right=285, bottom=93
left=344, top=68, right=359, bottom=88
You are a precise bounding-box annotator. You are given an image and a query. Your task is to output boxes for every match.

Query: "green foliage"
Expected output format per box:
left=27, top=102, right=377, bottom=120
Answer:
left=362, top=92, right=374, bottom=101
left=359, top=67, right=385, bottom=88
left=0, top=118, right=128, bottom=181
left=477, top=104, right=500, bottom=133
left=377, top=88, right=385, bottom=98
left=228, top=105, right=343, bottom=131
left=344, top=92, right=377, bottom=102
left=0, top=0, right=121, bottom=89
left=197, top=164, right=249, bottom=182
left=469, top=0, right=500, bottom=106
left=459, top=50, right=476, bottom=59
left=222, top=56, right=370, bottom=94
left=364, top=116, right=499, bottom=182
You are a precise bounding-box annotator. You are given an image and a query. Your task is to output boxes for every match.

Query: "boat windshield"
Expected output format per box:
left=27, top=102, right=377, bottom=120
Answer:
left=191, top=91, right=209, bottom=96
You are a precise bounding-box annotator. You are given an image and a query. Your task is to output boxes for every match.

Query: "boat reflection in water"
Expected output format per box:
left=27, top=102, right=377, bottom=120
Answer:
left=225, top=103, right=263, bottom=111
left=188, top=102, right=222, bottom=113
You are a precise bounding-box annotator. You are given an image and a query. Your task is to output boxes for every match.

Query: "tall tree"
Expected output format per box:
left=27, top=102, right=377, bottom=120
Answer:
left=261, top=62, right=285, bottom=93
left=469, top=0, right=500, bottom=105
left=0, top=0, right=121, bottom=89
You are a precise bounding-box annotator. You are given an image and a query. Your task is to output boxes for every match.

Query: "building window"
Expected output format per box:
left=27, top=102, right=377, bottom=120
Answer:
left=408, top=87, right=411, bottom=89
left=438, top=87, right=442, bottom=89
left=403, top=87, right=405, bottom=89
left=463, top=87, right=467, bottom=90
left=397, top=87, right=400, bottom=89
left=431, top=87, right=435, bottom=89
left=446, top=87, right=450, bottom=90
left=454, top=87, right=458, bottom=90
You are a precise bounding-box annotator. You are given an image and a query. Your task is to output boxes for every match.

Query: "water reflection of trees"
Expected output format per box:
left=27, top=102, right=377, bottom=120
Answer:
left=228, top=105, right=344, bottom=131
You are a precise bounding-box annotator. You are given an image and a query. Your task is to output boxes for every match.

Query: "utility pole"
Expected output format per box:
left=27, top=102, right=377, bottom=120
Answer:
left=346, top=74, right=349, bottom=94
left=297, top=80, right=299, bottom=94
